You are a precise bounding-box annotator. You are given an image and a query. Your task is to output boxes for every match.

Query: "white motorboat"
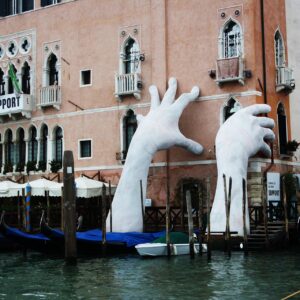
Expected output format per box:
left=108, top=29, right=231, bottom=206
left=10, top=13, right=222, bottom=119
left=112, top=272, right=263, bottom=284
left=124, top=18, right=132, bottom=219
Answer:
left=135, top=242, right=207, bottom=256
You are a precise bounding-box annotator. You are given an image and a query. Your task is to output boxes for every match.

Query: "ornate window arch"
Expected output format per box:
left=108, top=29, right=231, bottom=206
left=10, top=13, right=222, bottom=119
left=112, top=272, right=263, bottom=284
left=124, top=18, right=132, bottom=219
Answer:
left=4, top=129, right=14, bottom=166
left=16, top=127, right=26, bottom=169
left=43, top=52, right=60, bottom=87
left=28, top=126, right=37, bottom=162
left=221, top=97, right=242, bottom=124
left=277, top=102, right=288, bottom=154
left=8, top=63, right=17, bottom=94
left=40, top=124, right=48, bottom=164
left=0, top=68, right=4, bottom=95
left=120, top=36, right=141, bottom=74
left=274, top=29, right=285, bottom=67
left=219, top=19, right=243, bottom=58
left=21, top=61, right=30, bottom=94
left=53, top=126, right=63, bottom=163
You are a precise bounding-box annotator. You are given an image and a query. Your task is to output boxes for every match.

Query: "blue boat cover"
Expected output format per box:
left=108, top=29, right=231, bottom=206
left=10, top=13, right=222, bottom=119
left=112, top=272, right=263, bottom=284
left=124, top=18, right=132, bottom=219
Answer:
left=5, top=226, right=50, bottom=241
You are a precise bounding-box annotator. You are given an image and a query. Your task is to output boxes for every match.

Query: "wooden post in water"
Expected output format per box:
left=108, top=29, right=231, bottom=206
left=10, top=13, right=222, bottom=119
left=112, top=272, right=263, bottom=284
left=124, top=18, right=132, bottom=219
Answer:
left=198, top=182, right=203, bottom=256
left=186, top=190, right=195, bottom=258
left=242, top=178, right=248, bottom=256
left=180, top=182, right=184, bottom=232
left=262, top=177, right=269, bottom=248
left=140, top=180, right=145, bottom=232
left=61, top=187, right=64, bottom=231
left=166, top=150, right=171, bottom=257
left=109, top=181, right=112, bottom=232
left=22, top=188, right=25, bottom=230
left=17, top=191, right=21, bottom=229
left=223, top=174, right=232, bottom=256
left=206, top=177, right=211, bottom=260
left=63, top=151, right=77, bottom=264
left=46, top=190, right=50, bottom=225
left=102, top=184, right=107, bottom=255
left=282, top=176, right=289, bottom=245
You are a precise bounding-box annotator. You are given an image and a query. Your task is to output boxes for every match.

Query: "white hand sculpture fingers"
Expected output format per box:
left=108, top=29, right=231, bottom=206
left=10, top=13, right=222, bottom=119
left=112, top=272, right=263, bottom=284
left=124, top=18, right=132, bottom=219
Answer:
left=260, top=141, right=272, bottom=157
left=161, top=77, right=177, bottom=107
left=136, top=114, right=145, bottom=125
left=244, top=104, right=271, bottom=116
left=256, top=117, right=275, bottom=129
left=263, top=128, right=275, bottom=141
left=172, top=86, right=200, bottom=116
left=149, top=85, right=160, bottom=110
left=177, top=134, right=203, bottom=154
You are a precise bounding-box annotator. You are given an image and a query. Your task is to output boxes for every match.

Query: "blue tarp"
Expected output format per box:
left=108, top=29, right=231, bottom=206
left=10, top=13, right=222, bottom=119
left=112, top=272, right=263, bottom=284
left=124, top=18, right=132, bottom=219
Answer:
left=5, top=226, right=50, bottom=241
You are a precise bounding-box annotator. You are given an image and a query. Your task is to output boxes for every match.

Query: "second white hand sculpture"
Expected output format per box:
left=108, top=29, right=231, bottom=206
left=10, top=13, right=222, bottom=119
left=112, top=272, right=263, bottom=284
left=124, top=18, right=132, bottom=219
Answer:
left=107, top=78, right=203, bottom=232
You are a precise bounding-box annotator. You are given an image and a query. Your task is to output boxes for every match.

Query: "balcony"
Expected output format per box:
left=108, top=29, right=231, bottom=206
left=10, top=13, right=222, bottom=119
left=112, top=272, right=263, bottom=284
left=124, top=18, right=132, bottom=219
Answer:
left=114, top=73, right=142, bottom=100
left=276, top=66, right=295, bottom=93
left=0, top=93, right=33, bottom=122
left=39, top=85, right=61, bottom=109
left=216, top=56, right=245, bottom=85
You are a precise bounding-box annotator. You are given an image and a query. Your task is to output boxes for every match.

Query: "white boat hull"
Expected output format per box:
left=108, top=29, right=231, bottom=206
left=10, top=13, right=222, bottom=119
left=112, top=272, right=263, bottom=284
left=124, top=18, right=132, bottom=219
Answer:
left=135, top=243, right=207, bottom=256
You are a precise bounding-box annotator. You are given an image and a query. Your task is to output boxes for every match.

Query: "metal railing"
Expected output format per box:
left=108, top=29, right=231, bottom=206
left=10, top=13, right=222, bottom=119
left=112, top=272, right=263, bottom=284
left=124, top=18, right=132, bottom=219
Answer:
left=216, top=56, right=244, bottom=84
left=39, top=85, right=61, bottom=108
left=114, top=73, right=141, bottom=98
left=276, top=66, right=293, bottom=86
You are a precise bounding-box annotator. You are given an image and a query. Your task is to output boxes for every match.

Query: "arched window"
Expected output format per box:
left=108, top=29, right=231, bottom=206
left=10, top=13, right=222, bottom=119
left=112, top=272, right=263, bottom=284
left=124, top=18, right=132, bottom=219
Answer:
left=5, top=129, right=14, bottom=165
left=54, top=127, right=63, bottom=163
left=123, top=37, right=140, bottom=74
left=48, top=53, right=58, bottom=86
left=221, top=20, right=242, bottom=58
left=8, top=64, right=17, bottom=94
left=275, top=30, right=285, bottom=67
left=123, top=110, right=137, bottom=158
left=16, top=128, right=25, bottom=169
left=223, top=98, right=241, bottom=122
left=0, top=68, right=5, bottom=95
left=40, top=125, right=48, bottom=163
left=277, top=103, right=287, bottom=154
left=21, top=62, right=30, bottom=94
left=28, top=126, right=37, bottom=162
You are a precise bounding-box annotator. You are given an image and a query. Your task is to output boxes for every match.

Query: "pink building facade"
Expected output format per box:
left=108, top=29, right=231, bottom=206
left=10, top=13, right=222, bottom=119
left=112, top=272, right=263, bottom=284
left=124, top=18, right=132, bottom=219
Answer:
left=0, top=0, right=298, bottom=207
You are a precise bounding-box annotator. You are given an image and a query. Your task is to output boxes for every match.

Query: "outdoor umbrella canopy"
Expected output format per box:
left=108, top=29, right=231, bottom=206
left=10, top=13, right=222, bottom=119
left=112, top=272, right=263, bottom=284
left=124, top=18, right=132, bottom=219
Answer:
left=22, top=178, right=63, bottom=197
left=0, top=181, right=23, bottom=197
left=75, top=176, right=116, bottom=198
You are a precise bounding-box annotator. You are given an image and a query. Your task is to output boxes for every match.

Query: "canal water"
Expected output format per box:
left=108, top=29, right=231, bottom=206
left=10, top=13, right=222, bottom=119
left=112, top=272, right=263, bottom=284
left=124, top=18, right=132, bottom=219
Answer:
left=0, top=247, right=299, bottom=300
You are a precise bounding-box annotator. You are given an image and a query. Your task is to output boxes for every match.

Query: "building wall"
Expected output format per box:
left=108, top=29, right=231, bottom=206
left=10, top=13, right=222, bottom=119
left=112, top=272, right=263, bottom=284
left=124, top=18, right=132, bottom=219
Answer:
left=0, top=0, right=298, bottom=206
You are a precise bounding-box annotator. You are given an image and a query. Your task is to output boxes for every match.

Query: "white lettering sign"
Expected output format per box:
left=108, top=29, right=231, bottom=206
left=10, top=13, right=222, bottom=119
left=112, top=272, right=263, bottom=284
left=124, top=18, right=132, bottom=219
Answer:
left=267, top=172, right=280, bottom=202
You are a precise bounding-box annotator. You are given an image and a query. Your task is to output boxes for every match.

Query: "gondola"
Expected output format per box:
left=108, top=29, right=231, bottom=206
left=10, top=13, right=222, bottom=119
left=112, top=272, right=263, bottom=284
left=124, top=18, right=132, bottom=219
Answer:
left=0, top=211, right=63, bottom=255
left=40, top=214, right=166, bottom=256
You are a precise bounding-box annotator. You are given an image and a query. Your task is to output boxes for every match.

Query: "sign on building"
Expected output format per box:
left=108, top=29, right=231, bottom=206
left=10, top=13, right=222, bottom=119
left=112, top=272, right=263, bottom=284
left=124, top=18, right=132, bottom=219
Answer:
left=267, top=172, right=280, bottom=202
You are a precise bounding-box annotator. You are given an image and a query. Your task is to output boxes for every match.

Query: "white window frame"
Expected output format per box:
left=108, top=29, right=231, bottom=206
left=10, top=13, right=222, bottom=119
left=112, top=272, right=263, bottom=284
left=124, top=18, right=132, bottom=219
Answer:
left=80, top=69, right=92, bottom=87
left=78, top=139, right=92, bottom=160
left=274, top=29, right=285, bottom=67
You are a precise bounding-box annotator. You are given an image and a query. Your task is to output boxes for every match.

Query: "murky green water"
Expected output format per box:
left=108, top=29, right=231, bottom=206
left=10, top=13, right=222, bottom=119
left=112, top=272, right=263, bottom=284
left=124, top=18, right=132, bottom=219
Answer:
left=0, top=248, right=299, bottom=300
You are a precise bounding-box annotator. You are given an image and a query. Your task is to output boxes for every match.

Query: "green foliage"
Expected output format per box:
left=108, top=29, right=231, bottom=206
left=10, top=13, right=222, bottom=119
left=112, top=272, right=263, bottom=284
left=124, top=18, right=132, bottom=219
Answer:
left=286, top=140, right=299, bottom=152
left=283, top=173, right=297, bottom=201
left=26, top=160, right=37, bottom=174
left=50, top=160, right=62, bottom=173
left=3, top=162, right=13, bottom=174
left=37, top=161, right=47, bottom=172
left=16, top=162, right=25, bottom=172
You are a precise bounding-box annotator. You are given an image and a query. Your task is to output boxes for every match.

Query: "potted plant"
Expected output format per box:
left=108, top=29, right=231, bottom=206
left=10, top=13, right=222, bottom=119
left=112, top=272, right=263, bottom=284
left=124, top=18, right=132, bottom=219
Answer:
left=286, top=140, right=299, bottom=154
left=16, top=162, right=25, bottom=173
left=26, top=160, right=37, bottom=174
left=37, top=161, right=47, bottom=172
left=3, top=162, right=13, bottom=174
left=50, top=160, right=62, bottom=173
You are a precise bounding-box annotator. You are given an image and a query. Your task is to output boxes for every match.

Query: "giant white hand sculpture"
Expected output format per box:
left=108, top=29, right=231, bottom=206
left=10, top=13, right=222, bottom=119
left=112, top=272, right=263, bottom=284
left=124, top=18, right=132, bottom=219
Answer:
left=210, top=104, right=275, bottom=236
left=107, top=78, right=203, bottom=232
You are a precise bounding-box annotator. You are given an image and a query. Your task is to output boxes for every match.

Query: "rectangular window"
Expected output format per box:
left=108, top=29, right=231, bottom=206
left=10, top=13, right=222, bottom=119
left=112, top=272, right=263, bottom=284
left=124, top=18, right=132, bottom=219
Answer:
left=79, top=140, right=92, bottom=159
left=80, top=70, right=92, bottom=86
left=0, top=0, right=34, bottom=17
left=41, top=0, right=61, bottom=7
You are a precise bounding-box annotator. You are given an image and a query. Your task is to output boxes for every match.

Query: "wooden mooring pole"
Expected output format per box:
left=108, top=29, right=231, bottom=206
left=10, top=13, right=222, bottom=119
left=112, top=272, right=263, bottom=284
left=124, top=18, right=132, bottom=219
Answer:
left=17, top=191, right=21, bottom=229
left=140, top=180, right=145, bottom=233
left=242, top=178, right=248, bottom=256
left=223, top=174, right=232, bottom=257
left=282, top=176, right=289, bottom=246
left=186, top=190, right=194, bottom=259
left=206, top=177, right=211, bottom=260
left=166, top=150, right=171, bottom=257
left=262, top=177, right=269, bottom=249
left=198, top=182, right=203, bottom=256
left=63, top=151, right=77, bottom=264
left=46, top=190, right=50, bottom=225
left=102, top=184, right=107, bottom=256
left=109, top=181, right=112, bottom=232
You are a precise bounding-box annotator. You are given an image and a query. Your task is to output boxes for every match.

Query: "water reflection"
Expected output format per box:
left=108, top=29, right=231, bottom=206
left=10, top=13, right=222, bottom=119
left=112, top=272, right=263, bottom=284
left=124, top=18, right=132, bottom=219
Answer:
left=0, top=248, right=299, bottom=299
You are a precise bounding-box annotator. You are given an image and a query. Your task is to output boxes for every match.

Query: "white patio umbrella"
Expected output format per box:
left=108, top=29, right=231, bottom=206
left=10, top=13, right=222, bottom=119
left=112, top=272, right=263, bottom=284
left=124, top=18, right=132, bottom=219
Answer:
left=22, top=178, right=63, bottom=197
left=0, top=181, right=23, bottom=197
left=75, top=176, right=116, bottom=198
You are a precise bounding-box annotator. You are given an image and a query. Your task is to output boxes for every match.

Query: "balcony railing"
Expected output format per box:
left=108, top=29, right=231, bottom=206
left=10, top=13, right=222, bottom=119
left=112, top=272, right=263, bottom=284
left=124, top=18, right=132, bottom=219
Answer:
left=276, top=66, right=295, bottom=92
left=0, top=93, right=33, bottom=120
left=114, top=73, right=142, bottom=100
left=216, top=56, right=244, bottom=85
left=39, top=85, right=61, bottom=109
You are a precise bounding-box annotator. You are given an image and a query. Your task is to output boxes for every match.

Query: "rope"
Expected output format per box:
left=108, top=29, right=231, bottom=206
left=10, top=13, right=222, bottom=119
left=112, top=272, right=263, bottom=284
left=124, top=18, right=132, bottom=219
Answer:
left=281, top=290, right=300, bottom=300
